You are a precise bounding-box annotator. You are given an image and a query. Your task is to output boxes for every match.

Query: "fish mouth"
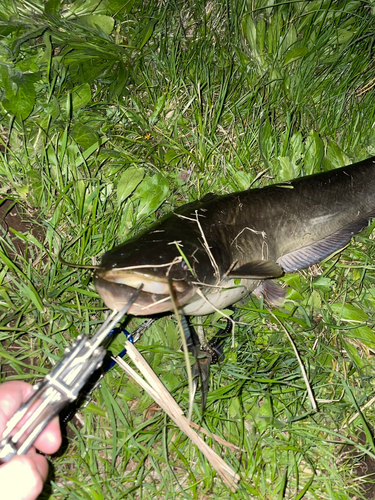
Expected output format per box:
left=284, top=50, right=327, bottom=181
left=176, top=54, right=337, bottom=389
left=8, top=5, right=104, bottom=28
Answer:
left=93, top=269, right=195, bottom=315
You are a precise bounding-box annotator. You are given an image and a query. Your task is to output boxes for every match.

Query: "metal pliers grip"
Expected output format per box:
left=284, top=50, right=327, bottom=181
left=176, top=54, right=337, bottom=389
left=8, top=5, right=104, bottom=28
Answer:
left=0, top=285, right=143, bottom=463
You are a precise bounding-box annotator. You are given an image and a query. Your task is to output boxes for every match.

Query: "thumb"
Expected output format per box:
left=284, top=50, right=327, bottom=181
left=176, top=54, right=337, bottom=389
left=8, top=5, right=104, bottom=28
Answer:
left=0, top=455, right=47, bottom=500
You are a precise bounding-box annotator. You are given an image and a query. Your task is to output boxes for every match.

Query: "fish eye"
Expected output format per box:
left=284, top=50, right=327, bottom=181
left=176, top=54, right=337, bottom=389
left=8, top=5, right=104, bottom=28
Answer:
left=181, top=260, right=189, bottom=271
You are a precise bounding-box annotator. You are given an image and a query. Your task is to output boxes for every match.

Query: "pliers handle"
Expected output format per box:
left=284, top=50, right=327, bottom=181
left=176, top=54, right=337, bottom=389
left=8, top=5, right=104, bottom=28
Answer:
left=0, top=285, right=143, bottom=463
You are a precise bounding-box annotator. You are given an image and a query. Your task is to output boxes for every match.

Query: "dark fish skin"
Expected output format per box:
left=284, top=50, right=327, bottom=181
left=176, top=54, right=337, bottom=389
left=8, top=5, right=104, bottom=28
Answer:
left=94, top=156, right=375, bottom=316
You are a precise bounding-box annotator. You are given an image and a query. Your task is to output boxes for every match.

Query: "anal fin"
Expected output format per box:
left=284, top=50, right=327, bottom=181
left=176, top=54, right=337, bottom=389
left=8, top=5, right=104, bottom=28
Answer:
left=253, top=280, right=287, bottom=307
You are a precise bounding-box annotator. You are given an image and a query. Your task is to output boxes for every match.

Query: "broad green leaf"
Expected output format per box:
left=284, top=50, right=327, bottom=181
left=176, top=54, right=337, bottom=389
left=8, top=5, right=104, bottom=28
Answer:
left=63, top=0, right=110, bottom=17
left=267, top=10, right=282, bottom=55
left=139, top=19, right=157, bottom=49
left=341, top=339, right=367, bottom=368
left=83, top=185, right=100, bottom=215
left=45, top=0, right=60, bottom=15
left=72, top=123, right=98, bottom=149
left=337, top=29, right=353, bottom=44
left=346, top=326, right=375, bottom=346
left=282, top=273, right=303, bottom=289
left=233, top=170, right=251, bottom=190
left=2, top=72, right=37, bottom=120
left=284, top=46, right=307, bottom=65
left=164, top=149, right=180, bottom=166
left=16, top=185, right=29, bottom=199
left=309, top=290, right=322, bottom=310
left=343, top=1, right=362, bottom=12
left=242, top=14, right=257, bottom=50
left=313, top=276, right=333, bottom=292
left=27, top=170, right=44, bottom=206
left=331, top=302, right=368, bottom=322
left=106, top=0, right=135, bottom=13
left=15, top=56, right=39, bottom=73
left=83, top=15, right=115, bottom=35
left=305, top=131, right=324, bottom=175
left=0, top=65, right=14, bottom=95
left=74, top=179, right=86, bottom=215
left=276, top=156, right=294, bottom=181
left=282, top=24, right=297, bottom=53
left=248, top=399, right=285, bottom=432
left=75, top=137, right=108, bottom=167
left=259, top=118, right=273, bottom=167
left=117, top=166, right=145, bottom=205
left=352, top=268, right=362, bottom=282
left=136, top=174, right=169, bottom=216
left=12, top=28, right=46, bottom=57
left=286, top=288, right=304, bottom=301
left=228, top=396, right=241, bottom=419
left=270, top=67, right=281, bottom=85
left=149, top=94, right=166, bottom=126
left=326, top=142, right=349, bottom=168
left=38, top=96, right=60, bottom=129
left=321, top=157, right=333, bottom=172
left=256, top=18, right=266, bottom=54
left=71, top=83, right=91, bottom=110
left=290, top=131, right=304, bottom=167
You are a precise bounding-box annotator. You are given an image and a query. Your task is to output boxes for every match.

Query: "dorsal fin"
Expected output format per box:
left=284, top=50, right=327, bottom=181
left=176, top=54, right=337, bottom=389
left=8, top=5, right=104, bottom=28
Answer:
left=200, top=192, right=217, bottom=203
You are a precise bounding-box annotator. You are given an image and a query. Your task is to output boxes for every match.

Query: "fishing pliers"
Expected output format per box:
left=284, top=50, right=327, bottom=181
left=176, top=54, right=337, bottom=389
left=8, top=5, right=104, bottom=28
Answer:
left=0, top=287, right=142, bottom=464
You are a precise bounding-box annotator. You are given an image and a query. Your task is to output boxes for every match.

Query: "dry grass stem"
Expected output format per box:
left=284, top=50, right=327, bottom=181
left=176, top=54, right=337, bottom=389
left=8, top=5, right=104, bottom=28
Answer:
left=114, top=342, right=241, bottom=490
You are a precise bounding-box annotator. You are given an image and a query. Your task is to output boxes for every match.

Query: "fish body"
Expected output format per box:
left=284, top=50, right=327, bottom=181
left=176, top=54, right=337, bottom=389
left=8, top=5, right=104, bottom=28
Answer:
left=94, top=156, right=375, bottom=316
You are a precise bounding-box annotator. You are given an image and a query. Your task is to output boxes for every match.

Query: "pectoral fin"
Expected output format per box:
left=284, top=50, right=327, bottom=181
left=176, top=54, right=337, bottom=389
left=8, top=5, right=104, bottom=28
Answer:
left=228, top=260, right=284, bottom=279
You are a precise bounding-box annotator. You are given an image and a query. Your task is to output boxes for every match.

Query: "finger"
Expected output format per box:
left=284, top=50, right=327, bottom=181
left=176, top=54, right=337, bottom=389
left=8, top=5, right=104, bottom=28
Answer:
left=0, top=381, right=62, bottom=454
left=0, top=454, right=47, bottom=500
left=33, top=416, right=62, bottom=454
left=0, top=381, right=34, bottom=434
left=25, top=450, right=49, bottom=481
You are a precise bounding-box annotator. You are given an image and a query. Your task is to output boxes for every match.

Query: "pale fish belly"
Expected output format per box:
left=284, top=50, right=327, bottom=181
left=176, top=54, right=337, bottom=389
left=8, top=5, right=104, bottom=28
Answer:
left=181, top=278, right=259, bottom=316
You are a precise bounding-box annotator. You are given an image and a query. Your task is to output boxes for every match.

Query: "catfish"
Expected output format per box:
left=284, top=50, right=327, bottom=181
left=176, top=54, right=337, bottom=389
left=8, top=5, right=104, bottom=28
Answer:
left=94, top=156, right=375, bottom=317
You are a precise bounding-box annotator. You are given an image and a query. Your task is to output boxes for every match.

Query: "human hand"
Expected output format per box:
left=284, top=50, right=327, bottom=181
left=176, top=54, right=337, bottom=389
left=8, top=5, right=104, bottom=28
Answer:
left=0, top=381, right=62, bottom=500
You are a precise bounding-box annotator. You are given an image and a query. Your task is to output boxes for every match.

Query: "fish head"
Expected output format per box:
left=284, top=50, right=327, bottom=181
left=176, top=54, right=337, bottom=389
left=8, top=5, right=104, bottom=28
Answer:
left=93, top=233, right=213, bottom=315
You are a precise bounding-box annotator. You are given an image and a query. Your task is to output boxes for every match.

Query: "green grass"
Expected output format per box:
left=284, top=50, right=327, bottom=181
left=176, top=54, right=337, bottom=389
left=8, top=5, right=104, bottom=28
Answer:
left=1, top=0, right=375, bottom=498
